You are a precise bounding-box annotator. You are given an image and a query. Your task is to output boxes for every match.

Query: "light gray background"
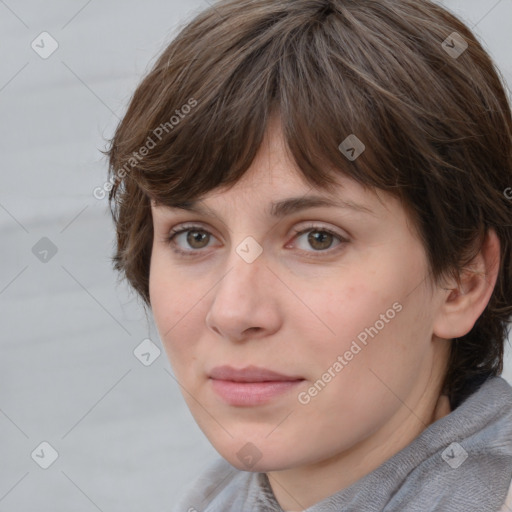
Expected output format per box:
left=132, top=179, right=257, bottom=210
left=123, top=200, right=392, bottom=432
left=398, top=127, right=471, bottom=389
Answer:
left=1, top=1, right=511, bottom=511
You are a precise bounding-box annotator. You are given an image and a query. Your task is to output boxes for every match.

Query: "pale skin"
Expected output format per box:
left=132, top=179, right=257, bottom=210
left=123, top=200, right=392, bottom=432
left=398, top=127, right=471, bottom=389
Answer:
left=149, top=116, right=500, bottom=511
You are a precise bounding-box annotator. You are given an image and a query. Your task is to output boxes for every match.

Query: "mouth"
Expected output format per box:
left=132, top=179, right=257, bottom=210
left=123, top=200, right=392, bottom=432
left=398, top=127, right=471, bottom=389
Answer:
left=208, top=365, right=305, bottom=406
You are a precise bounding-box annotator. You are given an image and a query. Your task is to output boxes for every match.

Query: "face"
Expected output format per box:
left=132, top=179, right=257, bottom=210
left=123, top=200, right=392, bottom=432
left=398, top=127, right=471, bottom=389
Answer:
left=149, top=118, right=449, bottom=474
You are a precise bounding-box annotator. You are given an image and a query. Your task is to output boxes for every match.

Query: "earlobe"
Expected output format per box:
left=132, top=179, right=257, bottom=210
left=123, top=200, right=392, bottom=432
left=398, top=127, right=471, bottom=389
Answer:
left=433, top=229, right=500, bottom=340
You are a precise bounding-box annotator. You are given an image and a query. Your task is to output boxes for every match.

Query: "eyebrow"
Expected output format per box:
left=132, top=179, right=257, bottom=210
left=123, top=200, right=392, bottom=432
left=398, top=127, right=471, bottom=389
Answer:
left=156, top=195, right=375, bottom=219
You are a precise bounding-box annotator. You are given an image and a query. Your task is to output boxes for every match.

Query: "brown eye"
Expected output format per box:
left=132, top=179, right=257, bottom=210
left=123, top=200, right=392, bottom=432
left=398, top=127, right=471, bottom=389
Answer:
left=166, top=225, right=217, bottom=255
left=186, top=230, right=210, bottom=249
left=307, top=231, right=335, bottom=251
left=291, top=225, right=346, bottom=255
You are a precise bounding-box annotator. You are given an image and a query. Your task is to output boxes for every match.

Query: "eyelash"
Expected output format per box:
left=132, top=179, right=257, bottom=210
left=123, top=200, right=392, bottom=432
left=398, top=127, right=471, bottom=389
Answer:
left=164, top=223, right=349, bottom=258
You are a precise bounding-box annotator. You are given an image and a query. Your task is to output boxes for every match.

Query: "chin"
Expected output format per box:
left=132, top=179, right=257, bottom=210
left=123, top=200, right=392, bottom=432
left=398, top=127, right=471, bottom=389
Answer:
left=226, top=454, right=290, bottom=473
left=213, top=439, right=304, bottom=473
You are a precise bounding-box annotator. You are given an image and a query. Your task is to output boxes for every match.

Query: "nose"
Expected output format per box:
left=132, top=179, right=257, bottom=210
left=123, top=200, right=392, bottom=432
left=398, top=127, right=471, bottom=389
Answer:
left=205, top=244, right=282, bottom=343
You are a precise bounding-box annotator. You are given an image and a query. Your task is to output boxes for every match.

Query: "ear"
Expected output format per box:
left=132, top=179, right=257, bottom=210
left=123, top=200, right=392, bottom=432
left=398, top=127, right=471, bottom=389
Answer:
left=433, top=229, right=500, bottom=339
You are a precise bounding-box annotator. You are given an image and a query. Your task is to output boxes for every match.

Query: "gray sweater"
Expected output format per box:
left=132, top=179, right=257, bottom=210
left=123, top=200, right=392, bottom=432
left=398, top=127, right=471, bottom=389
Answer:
left=173, top=375, right=512, bottom=511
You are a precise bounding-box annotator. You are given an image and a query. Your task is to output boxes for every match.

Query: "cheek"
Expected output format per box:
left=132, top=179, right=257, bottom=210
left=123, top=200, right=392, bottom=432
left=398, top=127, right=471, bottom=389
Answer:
left=310, top=268, right=433, bottom=403
left=149, top=250, right=205, bottom=362
left=301, top=253, right=429, bottom=373
left=302, top=270, right=393, bottom=352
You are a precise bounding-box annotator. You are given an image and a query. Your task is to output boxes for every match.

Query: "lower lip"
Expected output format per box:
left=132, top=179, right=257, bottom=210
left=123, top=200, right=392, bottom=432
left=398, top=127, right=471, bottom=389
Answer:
left=210, top=379, right=304, bottom=406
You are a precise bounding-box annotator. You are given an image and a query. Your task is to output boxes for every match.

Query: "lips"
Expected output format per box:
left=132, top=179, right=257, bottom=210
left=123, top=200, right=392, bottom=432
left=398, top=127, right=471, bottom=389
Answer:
left=209, top=365, right=303, bottom=382
left=208, top=365, right=305, bottom=406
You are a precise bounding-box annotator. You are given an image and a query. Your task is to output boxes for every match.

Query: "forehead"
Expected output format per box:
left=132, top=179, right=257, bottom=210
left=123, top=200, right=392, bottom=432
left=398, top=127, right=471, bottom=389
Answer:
left=150, top=114, right=389, bottom=217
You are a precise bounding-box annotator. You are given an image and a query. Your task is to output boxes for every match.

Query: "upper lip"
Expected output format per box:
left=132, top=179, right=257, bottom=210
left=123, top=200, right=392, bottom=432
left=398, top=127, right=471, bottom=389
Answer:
left=209, top=365, right=304, bottom=382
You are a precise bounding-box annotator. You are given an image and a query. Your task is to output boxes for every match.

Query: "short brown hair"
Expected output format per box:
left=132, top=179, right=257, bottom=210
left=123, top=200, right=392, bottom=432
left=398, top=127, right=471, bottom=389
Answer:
left=106, top=0, right=512, bottom=409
